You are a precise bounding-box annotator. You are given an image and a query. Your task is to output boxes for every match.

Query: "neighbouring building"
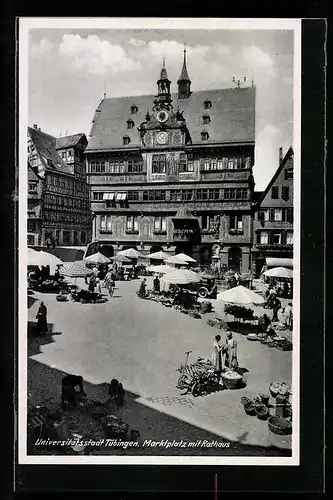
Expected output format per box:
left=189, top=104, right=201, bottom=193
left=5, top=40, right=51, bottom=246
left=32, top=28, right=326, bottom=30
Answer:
left=27, top=125, right=92, bottom=247
left=85, top=51, right=256, bottom=272
left=252, top=147, right=294, bottom=277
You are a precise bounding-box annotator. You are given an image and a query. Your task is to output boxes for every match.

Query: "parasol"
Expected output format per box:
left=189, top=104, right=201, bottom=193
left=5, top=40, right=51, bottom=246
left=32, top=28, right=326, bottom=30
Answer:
left=263, top=267, right=293, bottom=279
left=165, top=255, right=190, bottom=266
left=161, top=269, right=202, bottom=285
left=217, top=285, right=265, bottom=306
left=117, top=248, right=145, bottom=259
left=174, top=253, right=196, bottom=262
left=110, top=254, right=132, bottom=263
left=84, top=252, right=111, bottom=265
left=147, top=264, right=175, bottom=275
left=146, top=250, right=170, bottom=260
left=27, top=248, right=63, bottom=273
left=59, top=261, right=93, bottom=279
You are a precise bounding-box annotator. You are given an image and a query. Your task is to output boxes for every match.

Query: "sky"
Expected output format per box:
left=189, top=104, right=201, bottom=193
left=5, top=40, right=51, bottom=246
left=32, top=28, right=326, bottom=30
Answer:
left=28, top=27, right=294, bottom=191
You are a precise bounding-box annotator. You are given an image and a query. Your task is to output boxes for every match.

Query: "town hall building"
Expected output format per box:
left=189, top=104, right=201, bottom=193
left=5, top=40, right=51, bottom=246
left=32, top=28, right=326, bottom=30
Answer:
left=85, top=50, right=256, bottom=272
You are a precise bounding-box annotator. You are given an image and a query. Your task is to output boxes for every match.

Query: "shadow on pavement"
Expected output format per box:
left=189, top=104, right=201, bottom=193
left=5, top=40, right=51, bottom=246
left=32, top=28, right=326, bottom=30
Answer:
left=28, top=322, right=63, bottom=357
left=26, top=359, right=291, bottom=457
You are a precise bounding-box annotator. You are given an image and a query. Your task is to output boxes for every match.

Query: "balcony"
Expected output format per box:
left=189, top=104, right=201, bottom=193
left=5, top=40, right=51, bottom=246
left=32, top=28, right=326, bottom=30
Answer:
left=173, top=229, right=196, bottom=242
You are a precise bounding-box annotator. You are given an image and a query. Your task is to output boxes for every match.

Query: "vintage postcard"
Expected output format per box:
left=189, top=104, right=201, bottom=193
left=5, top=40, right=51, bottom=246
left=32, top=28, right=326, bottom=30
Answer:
left=18, top=17, right=301, bottom=466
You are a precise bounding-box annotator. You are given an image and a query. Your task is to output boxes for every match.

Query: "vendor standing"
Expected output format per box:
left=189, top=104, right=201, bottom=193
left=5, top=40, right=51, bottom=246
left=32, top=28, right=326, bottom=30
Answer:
left=284, top=302, right=293, bottom=330
left=36, top=301, right=48, bottom=336
left=211, top=335, right=223, bottom=374
left=224, top=332, right=238, bottom=370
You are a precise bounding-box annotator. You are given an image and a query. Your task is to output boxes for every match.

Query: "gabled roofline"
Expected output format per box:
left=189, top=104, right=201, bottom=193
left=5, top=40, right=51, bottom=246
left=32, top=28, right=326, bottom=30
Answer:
left=254, top=146, right=294, bottom=207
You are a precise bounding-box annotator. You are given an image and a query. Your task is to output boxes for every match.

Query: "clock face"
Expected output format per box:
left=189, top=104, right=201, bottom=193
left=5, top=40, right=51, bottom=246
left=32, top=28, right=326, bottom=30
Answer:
left=156, top=131, right=169, bottom=145
left=156, top=110, right=169, bottom=123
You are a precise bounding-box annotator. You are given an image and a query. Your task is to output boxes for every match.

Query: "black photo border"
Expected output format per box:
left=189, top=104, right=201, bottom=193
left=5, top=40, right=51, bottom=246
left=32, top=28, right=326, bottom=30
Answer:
left=2, top=14, right=326, bottom=498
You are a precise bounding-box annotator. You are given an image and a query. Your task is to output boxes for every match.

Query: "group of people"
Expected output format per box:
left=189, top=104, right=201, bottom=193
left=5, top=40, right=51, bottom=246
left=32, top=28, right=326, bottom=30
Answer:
left=264, top=285, right=293, bottom=328
left=212, top=333, right=238, bottom=374
left=265, top=279, right=293, bottom=299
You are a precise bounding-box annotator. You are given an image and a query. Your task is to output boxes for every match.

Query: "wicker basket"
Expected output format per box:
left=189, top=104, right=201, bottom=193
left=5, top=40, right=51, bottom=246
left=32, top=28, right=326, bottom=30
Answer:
left=255, top=405, right=270, bottom=420
left=268, top=416, right=292, bottom=435
left=269, top=384, right=279, bottom=398
left=221, top=373, right=242, bottom=390
left=244, top=403, right=256, bottom=416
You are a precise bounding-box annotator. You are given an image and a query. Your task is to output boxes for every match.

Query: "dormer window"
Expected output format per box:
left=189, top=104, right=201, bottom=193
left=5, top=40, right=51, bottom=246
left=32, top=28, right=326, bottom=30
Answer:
left=130, top=105, right=138, bottom=114
left=202, top=115, right=211, bottom=125
left=127, top=119, right=134, bottom=129
left=201, top=131, right=209, bottom=141
left=204, top=100, right=212, bottom=109
left=123, top=136, right=131, bottom=146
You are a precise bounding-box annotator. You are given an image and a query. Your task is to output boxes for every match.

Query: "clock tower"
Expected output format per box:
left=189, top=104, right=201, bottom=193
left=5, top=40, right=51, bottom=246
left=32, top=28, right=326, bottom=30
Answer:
left=138, top=60, right=192, bottom=149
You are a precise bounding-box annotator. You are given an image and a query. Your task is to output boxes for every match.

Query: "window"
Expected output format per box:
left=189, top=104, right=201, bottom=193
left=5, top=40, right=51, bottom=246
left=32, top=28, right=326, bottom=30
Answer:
left=100, top=215, right=112, bottom=232
left=61, top=151, right=67, bottom=159
left=93, top=192, right=104, bottom=200
left=27, top=234, right=35, bottom=246
left=143, top=190, right=166, bottom=201
left=108, top=161, right=126, bottom=174
left=123, top=136, right=131, bottom=146
left=286, top=232, right=293, bottom=244
left=204, top=100, right=212, bottom=109
left=127, top=160, right=143, bottom=173
left=274, top=209, right=283, bottom=221
left=201, top=131, right=209, bottom=141
left=154, top=216, right=167, bottom=232
left=202, top=115, right=211, bottom=124
left=286, top=207, right=294, bottom=223
left=90, top=160, right=106, bottom=173
left=170, top=190, right=193, bottom=201
left=260, top=232, right=268, bottom=244
left=203, top=159, right=210, bottom=171
left=116, top=192, right=127, bottom=202
left=130, top=105, right=138, bottom=114
left=81, top=231, right=86, bottom=244
left=196, top=189, right=219, bottom=201
left=223, top=188, right=248, bottom=200
left=27, top=220, right=34, bottom=232
left=258, top=209, right=269, bottom=221
left=103, top=192, right=115, bottom=201
left=272, top=233, right=282, bottom=245
left=68, top=149, right=73, bottom=156
left=271, top=186, right=279, bottom=199
left=28, top=182, right=37, bottom=191
left=126, top=216, right=138, bottom=232
left=63, top=231, right=70, bottom=244
left=281, top=186, right=290, bottom=201
left=284, top=167, right=293, bottom=180
left=152, top=154, right=166, bottom=174
left=127, top=120, right=134, bottom=129
left=201, top=214, right=215, bottom=230
left=128, top=191, right=139, bottom=201
left=229, top=214, right=243, bottom=232
left=179, top=153, right=187, bottom=172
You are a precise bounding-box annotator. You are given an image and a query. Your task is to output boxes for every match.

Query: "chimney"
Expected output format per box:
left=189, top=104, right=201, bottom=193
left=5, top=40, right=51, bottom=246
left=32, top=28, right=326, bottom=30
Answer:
left=33, top=124, right=38, bottom=130
left=279, top=147, right=283, bottom=164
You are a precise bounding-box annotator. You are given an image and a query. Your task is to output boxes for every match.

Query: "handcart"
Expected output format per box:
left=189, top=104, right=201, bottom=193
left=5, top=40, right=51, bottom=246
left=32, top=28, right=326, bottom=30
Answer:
left=176, top=351, right=221, bottom=397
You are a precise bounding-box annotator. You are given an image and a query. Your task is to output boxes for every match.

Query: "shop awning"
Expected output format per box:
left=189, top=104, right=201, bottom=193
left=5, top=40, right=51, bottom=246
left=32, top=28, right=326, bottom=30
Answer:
left=266, top=258, right=293, bottom=269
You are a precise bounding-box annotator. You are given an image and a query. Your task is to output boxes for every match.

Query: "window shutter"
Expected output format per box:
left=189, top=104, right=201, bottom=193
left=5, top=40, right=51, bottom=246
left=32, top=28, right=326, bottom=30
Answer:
left=269, top=208, right=274, bottom=221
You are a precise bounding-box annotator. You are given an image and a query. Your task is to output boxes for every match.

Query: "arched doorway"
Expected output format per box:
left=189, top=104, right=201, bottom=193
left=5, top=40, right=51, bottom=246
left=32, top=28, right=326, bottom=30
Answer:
left=228, top=247, right=242, bottom=271
left=200, top=247, right=212, bottom=266
left=150, top=245, right=163, bottom=254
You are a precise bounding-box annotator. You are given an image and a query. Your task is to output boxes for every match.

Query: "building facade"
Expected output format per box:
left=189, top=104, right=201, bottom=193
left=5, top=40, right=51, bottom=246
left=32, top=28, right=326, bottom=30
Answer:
left=27, top=126, right=92, bottom=247
left=85, top=52, right=256, bottom=272
left=252, top=147, right=294, bottom=277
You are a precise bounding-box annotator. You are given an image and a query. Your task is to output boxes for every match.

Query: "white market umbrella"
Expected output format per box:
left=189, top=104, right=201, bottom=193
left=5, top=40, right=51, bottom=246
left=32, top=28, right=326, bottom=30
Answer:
left=27, top=248, right=63, bottom=273
left=59, top=261, right=93, bottom=279
left=263, top=266, right=293, bottom=279
left=117, top=248, right=145, bottom=259
left=84, top=252, right=111, bottom=265
left=110, top=254, right=132, bottom=263
left=165, top=255, right=190, bottom=266
left=148, top=264, right=175, bottom=275
left=175, top=253, right=196, bottom=262
left=217, top=285, right=265, bottom=306
left=146, top=250, right=170, bottom=260
left=161, top=269, right=201, bottom=285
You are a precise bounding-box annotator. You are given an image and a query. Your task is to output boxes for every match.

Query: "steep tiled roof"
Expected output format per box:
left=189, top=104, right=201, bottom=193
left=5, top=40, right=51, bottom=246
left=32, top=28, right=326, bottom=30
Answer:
left=56, top=133, right=86, bottom=149
left=255, top=147, right=294, bottom=207
left=28, top=127, right=72, bottom=175
left=86, top=86, right=255, bottom=151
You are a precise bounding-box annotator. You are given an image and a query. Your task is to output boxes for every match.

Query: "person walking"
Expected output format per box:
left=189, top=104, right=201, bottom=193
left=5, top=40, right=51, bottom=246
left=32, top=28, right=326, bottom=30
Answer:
left=137, top=278, right=147, bottom=298
left=272, top=297, right=281, bottom=322
left=224, top=332, right=238, bottom=370
left=36, top=301, right=48, bottom=336
left=211, top=334, right=223, bottom=375
left=153, top=275, right=161, bottom=294
left=94, top=278, right=102, bottom=296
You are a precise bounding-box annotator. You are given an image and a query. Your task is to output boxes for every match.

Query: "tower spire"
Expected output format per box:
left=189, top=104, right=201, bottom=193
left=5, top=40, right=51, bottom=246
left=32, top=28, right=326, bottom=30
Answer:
left=177, top=45, right=191, bottom=99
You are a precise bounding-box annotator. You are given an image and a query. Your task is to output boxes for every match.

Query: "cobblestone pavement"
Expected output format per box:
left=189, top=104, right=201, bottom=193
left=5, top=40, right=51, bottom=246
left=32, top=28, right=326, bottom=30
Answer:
left=26, top=278, right=293, bottom=456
